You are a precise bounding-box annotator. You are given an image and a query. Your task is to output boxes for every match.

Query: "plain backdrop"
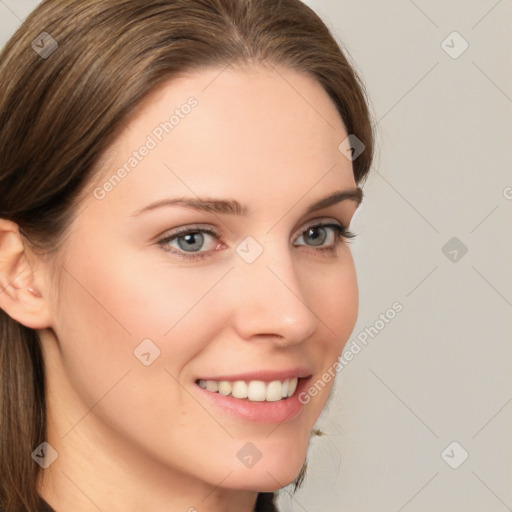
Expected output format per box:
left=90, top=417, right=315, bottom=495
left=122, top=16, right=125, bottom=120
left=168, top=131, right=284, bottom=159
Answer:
left=1, top=1, right=511, bottom=511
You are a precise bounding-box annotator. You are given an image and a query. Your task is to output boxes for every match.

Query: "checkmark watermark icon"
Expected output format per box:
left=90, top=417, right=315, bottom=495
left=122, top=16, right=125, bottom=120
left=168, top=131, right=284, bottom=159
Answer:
left=31, top=32, right=58, bottom=59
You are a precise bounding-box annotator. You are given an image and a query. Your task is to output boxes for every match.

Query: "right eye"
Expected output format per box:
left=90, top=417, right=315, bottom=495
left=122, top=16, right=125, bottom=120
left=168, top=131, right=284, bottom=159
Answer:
left=157, top=226, right=224, bottom=260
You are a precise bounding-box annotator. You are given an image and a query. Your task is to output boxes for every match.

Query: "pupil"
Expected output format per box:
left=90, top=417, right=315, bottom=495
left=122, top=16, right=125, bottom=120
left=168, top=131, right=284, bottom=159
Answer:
left=307, top=227, right=326, bottom=246
left=178, top=232, right=204, bottom=252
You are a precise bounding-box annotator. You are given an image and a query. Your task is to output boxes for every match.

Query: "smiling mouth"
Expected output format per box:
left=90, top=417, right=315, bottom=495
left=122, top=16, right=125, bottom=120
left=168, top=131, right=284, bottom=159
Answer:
left=195, top=377, right=301, bottom=402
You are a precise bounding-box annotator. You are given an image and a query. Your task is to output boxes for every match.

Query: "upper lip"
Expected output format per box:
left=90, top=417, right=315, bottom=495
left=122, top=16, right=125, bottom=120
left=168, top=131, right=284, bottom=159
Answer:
left=196, top=366, right=313, bottom=383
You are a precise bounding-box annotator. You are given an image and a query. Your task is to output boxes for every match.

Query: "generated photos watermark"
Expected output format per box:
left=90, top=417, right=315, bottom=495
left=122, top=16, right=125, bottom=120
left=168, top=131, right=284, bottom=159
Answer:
left=93, top=96, right=198, bottom=200
left=298, top=301, right=403, bottom=404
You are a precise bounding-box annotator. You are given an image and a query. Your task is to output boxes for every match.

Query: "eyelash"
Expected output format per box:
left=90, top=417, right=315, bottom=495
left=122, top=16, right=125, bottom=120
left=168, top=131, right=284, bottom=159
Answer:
left=157, top=222, right=357, bottom=261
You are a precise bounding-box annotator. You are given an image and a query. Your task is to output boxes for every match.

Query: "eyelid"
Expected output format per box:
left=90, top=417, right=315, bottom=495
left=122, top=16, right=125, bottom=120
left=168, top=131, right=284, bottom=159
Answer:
left=157, top=224, right=220, bottom=248
left=295, top=217, right=343, bottom=236
left=158, top=217, right=346, bottom=241
left=159, top=223, right=219, bottom=237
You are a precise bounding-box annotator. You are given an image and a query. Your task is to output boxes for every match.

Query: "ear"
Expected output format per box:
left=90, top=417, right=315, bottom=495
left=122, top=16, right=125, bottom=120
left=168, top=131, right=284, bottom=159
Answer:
left=0, top=219, right=53, bottom=329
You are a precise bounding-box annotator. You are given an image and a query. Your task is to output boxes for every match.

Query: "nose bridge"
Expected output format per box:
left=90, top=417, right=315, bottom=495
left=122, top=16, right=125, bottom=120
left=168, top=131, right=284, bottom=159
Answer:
left=229, top=234, right=318, bottom=344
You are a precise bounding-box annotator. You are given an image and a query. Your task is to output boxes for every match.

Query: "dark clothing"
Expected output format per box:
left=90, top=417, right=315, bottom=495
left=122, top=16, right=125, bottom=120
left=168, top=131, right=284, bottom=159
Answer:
left=35, top=492, right=278, bottom=511
left=255, top=492, right=279, bottom=511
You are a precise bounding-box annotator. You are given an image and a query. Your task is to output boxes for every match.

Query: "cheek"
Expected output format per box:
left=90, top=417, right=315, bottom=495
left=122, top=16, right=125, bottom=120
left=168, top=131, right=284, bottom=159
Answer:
left=299, top=253, right=358, bottom=411
left=53, top=244, right=231, bottom=403
left=52, top=247, right=229, bottom=455
left=58, top=242, right=225, bottom=345
left=306, top=251, right=359, bottom=348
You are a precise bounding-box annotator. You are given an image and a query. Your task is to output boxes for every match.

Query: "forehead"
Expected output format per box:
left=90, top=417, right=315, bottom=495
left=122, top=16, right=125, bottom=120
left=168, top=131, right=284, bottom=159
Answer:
left=83, top=64, right=355, bottom=216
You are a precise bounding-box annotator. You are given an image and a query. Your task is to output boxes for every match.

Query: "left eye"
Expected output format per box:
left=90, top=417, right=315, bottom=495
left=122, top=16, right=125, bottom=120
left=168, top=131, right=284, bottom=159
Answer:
left=294, top=223, right=349, bottom=248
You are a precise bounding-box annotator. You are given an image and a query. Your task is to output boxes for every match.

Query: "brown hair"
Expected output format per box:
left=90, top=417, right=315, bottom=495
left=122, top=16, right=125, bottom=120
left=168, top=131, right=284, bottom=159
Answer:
left=0, top=0, right=374, bottom=510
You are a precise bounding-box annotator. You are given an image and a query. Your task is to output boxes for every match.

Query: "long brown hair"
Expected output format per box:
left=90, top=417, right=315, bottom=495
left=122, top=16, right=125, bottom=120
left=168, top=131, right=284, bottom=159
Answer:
left=0, top=1, right=374, bottom=510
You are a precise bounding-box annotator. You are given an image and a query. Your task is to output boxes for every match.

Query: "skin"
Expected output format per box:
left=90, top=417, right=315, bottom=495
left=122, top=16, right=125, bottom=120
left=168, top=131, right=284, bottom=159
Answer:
left=0, top=64, right=362, bottom=512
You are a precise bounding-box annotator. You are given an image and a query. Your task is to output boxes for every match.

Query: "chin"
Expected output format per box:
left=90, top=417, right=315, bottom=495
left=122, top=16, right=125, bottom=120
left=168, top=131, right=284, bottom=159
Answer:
left=225, top=447, right=308, bottom=492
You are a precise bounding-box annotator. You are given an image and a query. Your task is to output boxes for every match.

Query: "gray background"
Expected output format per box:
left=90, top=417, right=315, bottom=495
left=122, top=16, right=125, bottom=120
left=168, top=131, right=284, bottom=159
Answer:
left=1, top=1, right=511, bottom=511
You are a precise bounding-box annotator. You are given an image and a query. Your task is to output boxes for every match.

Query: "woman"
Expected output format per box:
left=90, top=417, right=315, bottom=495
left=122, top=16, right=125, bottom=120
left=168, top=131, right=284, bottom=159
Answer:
left=0, top=0, right=374, bottom=510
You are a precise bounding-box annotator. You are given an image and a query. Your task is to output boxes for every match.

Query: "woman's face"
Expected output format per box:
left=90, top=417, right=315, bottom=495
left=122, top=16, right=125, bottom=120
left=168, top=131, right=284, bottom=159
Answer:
left=41, top=64, right=361, bottom=496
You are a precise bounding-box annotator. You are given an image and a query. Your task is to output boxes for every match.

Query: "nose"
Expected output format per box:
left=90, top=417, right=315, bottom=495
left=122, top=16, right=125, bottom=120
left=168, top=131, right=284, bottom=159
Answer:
left=227, top=240, right=319, bottom=347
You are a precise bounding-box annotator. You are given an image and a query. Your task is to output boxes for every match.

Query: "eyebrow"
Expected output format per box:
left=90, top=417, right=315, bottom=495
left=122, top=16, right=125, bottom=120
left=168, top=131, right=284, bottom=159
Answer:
left=130, top=187, right=363, bottom=217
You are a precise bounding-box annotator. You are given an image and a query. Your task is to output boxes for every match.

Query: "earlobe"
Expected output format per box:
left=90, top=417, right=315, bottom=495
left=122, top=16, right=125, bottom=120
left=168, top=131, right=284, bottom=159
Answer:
left=0, top=219, right=52, bottom=329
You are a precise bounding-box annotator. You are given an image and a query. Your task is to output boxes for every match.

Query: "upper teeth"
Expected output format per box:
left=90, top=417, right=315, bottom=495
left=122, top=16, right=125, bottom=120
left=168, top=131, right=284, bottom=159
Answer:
left=197, top=377, right=298, bottom=402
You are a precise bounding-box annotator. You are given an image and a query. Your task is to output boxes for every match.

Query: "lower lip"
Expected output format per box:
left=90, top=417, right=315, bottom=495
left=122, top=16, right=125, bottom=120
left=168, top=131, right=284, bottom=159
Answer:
left=194, top=377, right=311, bottom=424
